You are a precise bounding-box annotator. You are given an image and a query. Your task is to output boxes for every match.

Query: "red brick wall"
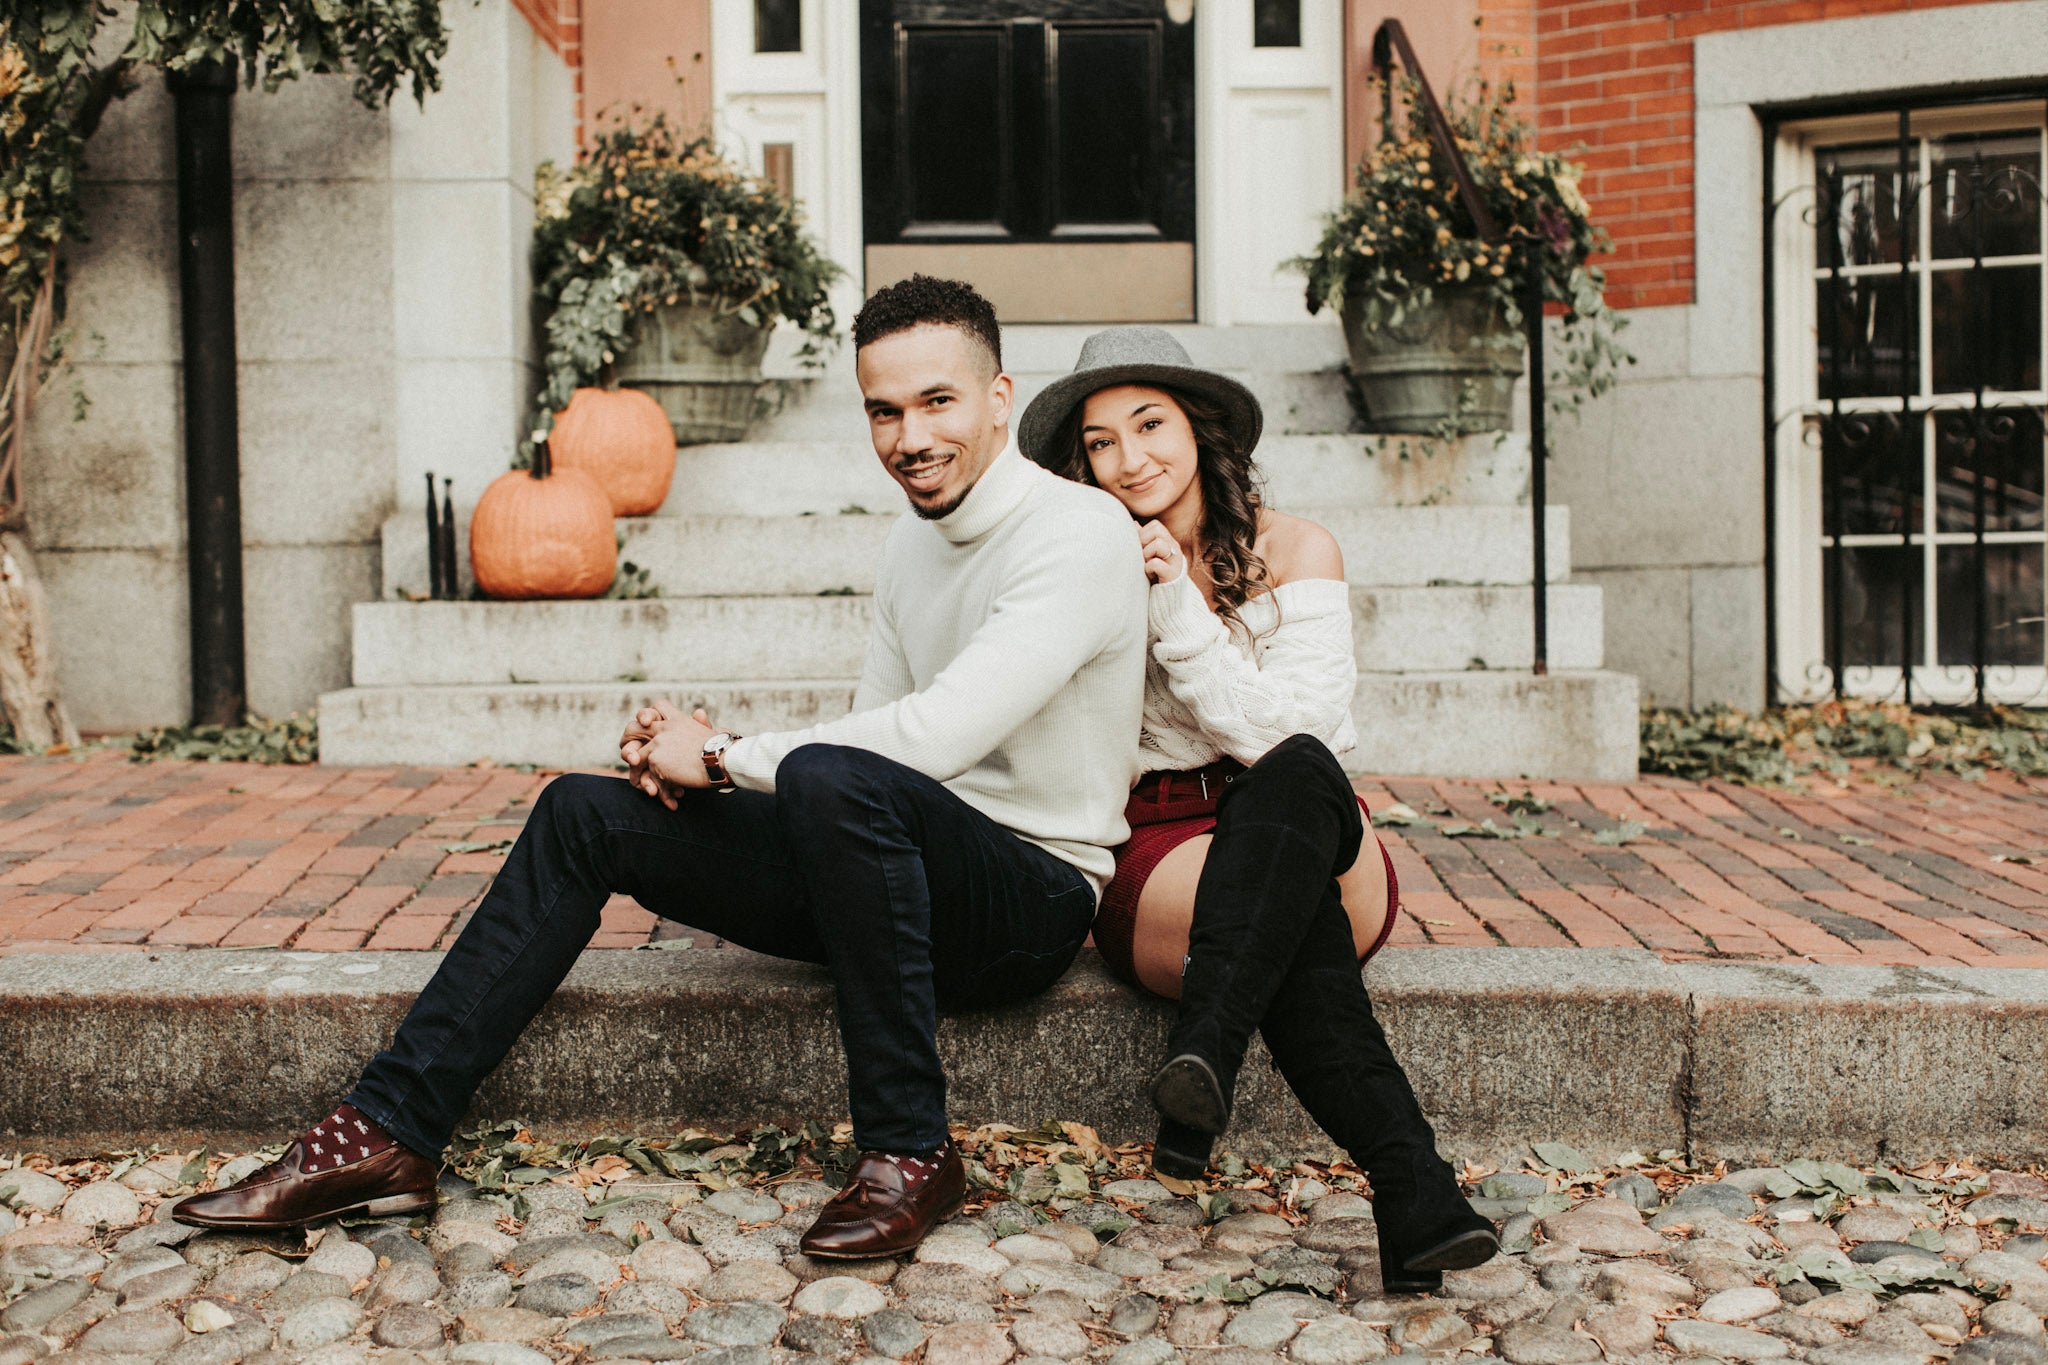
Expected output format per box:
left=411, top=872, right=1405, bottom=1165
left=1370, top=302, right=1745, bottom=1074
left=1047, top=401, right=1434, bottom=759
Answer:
left=1536, top=0, right=2002, bottom=310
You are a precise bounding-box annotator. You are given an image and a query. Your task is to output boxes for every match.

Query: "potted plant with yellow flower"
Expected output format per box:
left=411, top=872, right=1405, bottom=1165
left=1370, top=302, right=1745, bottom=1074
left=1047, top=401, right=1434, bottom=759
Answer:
left=1293, top=81, right=1624, bottom=434
left=532, top=111, right=841, bottom=447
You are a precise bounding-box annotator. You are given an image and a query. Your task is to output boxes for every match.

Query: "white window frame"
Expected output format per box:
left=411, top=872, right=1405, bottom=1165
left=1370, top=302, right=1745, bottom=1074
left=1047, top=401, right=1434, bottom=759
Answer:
left=1770, top=99, right=2048, bottom=705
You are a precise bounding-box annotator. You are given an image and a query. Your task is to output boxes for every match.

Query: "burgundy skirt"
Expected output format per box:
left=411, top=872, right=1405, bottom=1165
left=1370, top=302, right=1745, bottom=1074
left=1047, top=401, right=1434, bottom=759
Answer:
left=1092, top=760, right=1400, bottom=988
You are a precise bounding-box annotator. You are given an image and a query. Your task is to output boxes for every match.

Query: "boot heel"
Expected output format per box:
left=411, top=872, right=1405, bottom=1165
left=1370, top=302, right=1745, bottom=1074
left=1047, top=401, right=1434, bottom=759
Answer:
left=1149, top=1054, right=1230, bottom=1133
left=1403, top=1227, right=1498, bottom=1274
left=365, top=1193, right=435, bottom=1216
left=1380, top=1269, right=1444, bottom=1296
left=1150, top=1118, right=1213, bottom=1181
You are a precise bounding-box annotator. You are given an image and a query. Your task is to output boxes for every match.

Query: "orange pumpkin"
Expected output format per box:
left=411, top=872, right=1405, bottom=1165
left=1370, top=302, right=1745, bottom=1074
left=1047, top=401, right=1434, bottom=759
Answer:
left=470, top=441, right=618, bottom=599
left=549, top=385, right=677, bottom=516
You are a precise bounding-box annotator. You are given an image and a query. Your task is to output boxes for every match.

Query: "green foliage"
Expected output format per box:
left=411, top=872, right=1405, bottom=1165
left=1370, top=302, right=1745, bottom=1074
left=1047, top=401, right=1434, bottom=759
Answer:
left=1291, top=77, right=1630, bottom=416
left=0, top=0, right=449, bottom=308
left=124, top=0, right=450, bottom=106
left=533, top=259, right=644, bottom=416
left=603, top=560, right=660, bottom=600
left=1640, top=700, right=2048, bottom=786
left=0, top=34, right=89, bottom=308
left=124, top=710, right=318, bottom=764
left=530, top=110, right=842, bottom=420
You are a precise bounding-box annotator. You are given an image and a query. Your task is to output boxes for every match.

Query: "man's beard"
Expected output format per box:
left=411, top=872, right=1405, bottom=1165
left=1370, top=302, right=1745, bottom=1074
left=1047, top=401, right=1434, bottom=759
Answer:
left=910, top=487, right=974, bottom=521
left=899, top=453, right=980, bottom=522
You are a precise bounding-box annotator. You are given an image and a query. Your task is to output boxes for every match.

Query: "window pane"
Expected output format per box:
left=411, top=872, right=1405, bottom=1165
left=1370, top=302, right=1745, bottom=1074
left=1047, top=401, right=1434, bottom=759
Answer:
left=1934, top=407, right=2046, bottom=533
left=903, top=29, right=1004, bottom=225
left=1053, top=26, right=1154, bottom=227
left=755, top=0, right=800, bottom=53
left=1930, top=130, right=2043, bottom=261
left=1254, top=0, right=1301, bottom=47
left=1815, top=143, right=1912, bottom=269
left=1930, top=264, right=2042, bottom=394
left=1817, top=274, right=1913, bottom=399
left=1825, top=544, right=1923, bottom=669
left=1822, top=408, right=1921, bottom=536
left=1937, top=543, right=2044, bottom=667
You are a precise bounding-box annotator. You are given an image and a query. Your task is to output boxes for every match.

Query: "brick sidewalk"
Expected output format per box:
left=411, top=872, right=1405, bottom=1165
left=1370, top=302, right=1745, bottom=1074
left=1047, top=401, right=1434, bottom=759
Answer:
left=0, top=749, right=2042, bottom=965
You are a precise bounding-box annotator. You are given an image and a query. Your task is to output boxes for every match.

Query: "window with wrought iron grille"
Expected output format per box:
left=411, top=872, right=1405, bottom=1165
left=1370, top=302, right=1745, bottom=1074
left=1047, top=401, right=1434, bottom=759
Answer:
left=1770, top=100, right=2047, bottom=708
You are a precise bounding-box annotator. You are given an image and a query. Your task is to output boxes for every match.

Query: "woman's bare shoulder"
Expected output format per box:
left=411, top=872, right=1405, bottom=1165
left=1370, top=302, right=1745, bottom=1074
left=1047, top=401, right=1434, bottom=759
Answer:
left=1255, top=509, right=1344, bottom=587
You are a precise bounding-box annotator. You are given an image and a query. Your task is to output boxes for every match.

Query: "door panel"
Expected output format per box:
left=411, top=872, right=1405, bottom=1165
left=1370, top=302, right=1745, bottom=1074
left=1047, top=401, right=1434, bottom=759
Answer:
left=862, top=0, right=1195, bottom=321
left=1051, top=24, right=1159, bottom=233
left=901, top=27, right=1011, bottom=230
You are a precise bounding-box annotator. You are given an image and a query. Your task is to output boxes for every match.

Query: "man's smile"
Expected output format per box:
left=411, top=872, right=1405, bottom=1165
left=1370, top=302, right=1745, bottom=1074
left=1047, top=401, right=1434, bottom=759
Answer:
left=898, top=453, right=955, bottom=492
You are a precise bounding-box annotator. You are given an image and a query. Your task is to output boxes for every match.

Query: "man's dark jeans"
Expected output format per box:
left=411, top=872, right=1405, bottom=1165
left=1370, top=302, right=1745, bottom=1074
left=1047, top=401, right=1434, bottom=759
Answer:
left=347, top=743, right=1097, bottom=1157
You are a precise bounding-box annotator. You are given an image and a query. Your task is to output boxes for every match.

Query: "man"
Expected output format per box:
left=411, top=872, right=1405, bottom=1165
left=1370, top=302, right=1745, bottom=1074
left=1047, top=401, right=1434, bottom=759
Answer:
left=174, top=277, right=1148, bottom=1258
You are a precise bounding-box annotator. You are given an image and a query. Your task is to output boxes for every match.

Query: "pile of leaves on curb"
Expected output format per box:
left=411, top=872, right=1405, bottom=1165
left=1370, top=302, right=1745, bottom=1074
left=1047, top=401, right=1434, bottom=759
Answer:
left=1641, top=700, right=2048, bottom=786
left=122, top=711, right=318, bottom=765
left=1371, top=787, right=1648, bottom=844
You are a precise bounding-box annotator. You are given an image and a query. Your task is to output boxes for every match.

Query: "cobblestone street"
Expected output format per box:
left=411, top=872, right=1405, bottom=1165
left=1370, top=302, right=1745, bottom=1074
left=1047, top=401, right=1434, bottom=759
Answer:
left=3, top=1138, right=2047, bottom=1365
left=0, top=753, right=2041, bottom=965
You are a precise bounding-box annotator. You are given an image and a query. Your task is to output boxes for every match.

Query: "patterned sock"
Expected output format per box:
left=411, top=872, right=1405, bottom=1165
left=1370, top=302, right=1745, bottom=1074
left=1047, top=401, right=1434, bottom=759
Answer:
left=296, top=1103, right=397, bottom=1172
left=877, top=1140, right=952, bottom=1179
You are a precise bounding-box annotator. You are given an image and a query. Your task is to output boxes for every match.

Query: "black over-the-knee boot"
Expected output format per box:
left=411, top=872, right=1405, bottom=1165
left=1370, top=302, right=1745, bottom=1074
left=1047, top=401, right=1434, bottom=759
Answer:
left=1150, top=735, right=1363, bottom=1168
left=1258, top=893, right=1497, bottom=1292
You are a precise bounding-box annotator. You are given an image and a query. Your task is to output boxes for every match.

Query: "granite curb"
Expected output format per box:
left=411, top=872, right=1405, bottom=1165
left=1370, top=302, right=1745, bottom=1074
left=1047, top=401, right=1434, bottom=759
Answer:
left=3, top=946, right=2044, bottom=1163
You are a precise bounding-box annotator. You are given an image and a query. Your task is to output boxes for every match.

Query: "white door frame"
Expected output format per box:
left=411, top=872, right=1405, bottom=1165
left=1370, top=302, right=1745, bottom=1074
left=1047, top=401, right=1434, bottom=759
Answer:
left=709, top=0, right=1344, bottom=327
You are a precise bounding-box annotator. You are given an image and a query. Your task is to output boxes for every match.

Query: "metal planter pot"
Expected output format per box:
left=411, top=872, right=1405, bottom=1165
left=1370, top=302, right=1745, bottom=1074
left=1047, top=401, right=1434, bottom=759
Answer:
left=616, top=301, right=773, bottom=445
left=1340, top=285, right=1525, bottom=434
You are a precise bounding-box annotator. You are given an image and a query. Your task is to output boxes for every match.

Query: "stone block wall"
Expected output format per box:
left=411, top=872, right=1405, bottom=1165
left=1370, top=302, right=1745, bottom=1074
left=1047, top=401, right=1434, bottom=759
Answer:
left=1549, top=308, right=1766, bottom=710
left=24, top=1, right=573, bottom=731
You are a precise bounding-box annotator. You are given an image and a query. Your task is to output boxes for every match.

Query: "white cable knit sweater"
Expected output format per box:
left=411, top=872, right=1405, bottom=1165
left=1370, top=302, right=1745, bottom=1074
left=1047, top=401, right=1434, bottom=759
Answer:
left=723, top=447, right=1149, bottom=894
left=1140, top=573, right=1359, bottom=771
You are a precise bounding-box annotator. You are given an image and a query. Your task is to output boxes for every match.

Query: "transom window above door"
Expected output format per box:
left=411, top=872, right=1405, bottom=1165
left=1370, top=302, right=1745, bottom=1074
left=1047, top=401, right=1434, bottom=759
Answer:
left=1771, top=100, right=2048, bottom=707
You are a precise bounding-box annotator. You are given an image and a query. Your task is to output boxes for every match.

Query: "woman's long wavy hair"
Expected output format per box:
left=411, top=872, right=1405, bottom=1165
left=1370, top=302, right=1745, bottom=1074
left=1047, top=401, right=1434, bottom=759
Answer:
left=1043, top=383, right=1272, bottom=640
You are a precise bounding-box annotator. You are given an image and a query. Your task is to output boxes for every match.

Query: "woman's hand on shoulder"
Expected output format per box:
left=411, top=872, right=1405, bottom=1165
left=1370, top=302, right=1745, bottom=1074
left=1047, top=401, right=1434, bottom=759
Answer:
left=1257, top=511, right=1344, bottom=587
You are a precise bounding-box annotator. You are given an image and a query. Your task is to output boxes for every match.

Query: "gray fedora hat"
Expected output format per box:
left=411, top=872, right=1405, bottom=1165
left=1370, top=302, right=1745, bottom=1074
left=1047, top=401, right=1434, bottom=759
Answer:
left=1017, top=326, right=1263, bottom=471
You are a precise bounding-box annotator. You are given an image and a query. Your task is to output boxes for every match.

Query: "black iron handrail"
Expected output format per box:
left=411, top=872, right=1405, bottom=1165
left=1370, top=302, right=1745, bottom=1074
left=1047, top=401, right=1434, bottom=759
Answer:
left=1369, top=19, right=1549, bottom=675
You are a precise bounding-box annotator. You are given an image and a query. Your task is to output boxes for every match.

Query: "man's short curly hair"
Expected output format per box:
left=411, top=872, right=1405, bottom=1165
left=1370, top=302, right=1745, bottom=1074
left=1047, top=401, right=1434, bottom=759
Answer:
left=853, top=275, right=1002, bottom=377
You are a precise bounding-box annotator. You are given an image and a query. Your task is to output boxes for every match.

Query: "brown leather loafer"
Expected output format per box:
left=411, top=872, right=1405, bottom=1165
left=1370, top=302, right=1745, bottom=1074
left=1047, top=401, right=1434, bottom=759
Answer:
left=799, top=1140, right=966, bottom=1259
left=172, top=1141, right=438, bottom=1229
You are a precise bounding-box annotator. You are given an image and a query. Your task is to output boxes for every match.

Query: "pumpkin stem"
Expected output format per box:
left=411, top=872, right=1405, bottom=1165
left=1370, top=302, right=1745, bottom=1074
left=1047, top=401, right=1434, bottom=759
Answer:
left=533, top=437, right=552, bottom=480
left=598, top=359, right=618, bottom=390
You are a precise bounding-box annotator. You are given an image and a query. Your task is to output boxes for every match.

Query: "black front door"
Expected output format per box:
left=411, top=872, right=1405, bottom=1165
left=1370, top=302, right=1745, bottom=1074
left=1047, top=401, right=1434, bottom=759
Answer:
left=860, top=0, right=1197, bottom=322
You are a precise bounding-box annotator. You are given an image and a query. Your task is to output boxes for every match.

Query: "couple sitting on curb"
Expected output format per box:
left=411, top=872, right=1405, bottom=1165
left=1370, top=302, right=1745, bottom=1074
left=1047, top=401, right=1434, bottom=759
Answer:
left=175, top=277, right=1496, bottom=1293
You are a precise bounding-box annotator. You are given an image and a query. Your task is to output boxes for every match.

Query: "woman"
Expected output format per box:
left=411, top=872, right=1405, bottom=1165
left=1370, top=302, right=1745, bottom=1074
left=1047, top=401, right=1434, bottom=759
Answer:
left=1017, top=326, right=1496, bottom=1294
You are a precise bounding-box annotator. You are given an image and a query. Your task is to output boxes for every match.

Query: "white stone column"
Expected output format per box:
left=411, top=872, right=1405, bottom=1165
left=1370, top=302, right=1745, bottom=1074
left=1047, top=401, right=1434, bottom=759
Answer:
left=387, top=0, right=578, bottom=543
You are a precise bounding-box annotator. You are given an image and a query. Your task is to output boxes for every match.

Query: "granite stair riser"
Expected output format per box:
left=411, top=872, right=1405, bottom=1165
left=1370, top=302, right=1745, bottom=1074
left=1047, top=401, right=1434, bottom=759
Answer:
left=754, top=370, right=1361, bottom=441
left=381, top=504, right=1574, bottom=603
left=6, top=948, right=2048, bottom=1165
left=318, top=669, right=1636, bottom=776
left=349, top=587, right=1604, bottom=688
left=1347, top=670, right=1640, bottom=782
left=764, top=320, right=1350, bottom=378
left=658, top=435, right=1532, bottom=518
left=317, top=681, right=858, bottom=769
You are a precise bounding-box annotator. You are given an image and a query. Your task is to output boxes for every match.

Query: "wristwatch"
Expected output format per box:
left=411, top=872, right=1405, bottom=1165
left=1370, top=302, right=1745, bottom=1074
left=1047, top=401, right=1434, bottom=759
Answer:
left=700, top=731, right=740, bottom=791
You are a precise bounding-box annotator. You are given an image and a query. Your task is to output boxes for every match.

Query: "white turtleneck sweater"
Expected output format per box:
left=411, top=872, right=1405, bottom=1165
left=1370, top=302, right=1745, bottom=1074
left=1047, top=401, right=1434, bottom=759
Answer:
left=723, top=447, right=1148, bottom=894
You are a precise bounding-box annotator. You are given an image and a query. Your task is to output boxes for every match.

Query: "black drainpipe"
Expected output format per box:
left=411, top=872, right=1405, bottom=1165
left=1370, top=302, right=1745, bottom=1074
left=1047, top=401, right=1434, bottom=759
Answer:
left=169, top=60, right=247, bottom=726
